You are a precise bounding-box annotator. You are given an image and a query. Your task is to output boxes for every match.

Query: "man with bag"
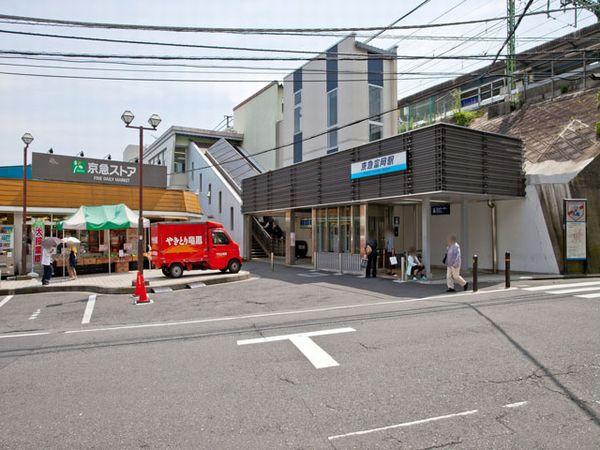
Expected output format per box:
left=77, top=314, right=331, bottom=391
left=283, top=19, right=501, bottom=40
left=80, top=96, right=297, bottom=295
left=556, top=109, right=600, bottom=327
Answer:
left=444, top=235, right=468, bottom=292
left=365, top=238, right=378, bottom=278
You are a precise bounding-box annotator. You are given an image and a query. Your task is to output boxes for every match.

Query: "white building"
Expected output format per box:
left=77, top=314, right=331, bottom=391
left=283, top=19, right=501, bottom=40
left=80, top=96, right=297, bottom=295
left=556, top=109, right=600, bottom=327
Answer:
left=233, top=81, right=283, bottom=171
left=135, top=126, right=260, bottom=256
left=279, top=35, right=398, bottom=167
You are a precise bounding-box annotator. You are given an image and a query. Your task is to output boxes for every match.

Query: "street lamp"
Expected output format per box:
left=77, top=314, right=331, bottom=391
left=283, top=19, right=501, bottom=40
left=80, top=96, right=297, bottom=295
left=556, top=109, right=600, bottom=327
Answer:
left=20, top=133, right=33, bottom=276
left=121, top=110, right=161, bottom=276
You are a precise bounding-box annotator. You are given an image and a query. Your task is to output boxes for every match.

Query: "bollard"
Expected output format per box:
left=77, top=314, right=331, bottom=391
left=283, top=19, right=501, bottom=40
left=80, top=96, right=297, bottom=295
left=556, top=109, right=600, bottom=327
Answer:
left=472, top=255, right=478, bottom=292
left=270, top=251, right=274, bottom=271
left=505, top=251, right=511, bottom=288
left=400, top=256, right=406, bottom=281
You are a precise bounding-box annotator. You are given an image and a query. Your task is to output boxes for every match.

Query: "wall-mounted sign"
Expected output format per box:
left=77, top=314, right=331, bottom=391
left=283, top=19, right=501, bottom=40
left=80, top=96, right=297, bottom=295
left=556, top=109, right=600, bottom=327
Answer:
left=32, top=153, right=167, bottom=188
left=431, top=204, right=451, bottom=215
left=350, top=152, right=407, bottom=180
left=299, top=218, right=312, bottom=228
left=564, top=199, right=587, bottom=261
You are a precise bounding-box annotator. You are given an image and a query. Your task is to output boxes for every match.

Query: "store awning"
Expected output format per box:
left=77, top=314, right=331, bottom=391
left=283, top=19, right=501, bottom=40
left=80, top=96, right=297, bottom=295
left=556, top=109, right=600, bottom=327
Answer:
left=57, top=204, right=150, bottom=231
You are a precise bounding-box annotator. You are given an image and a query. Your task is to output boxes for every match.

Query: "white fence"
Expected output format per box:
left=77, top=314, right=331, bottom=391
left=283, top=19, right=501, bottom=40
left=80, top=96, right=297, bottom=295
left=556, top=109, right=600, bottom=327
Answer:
left=314, top=252, right=363, bottom=274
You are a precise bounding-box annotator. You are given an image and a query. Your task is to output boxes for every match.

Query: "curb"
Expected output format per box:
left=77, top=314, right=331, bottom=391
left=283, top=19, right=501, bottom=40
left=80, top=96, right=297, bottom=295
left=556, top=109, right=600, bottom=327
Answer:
left=0, top=271, right=251, bottom=296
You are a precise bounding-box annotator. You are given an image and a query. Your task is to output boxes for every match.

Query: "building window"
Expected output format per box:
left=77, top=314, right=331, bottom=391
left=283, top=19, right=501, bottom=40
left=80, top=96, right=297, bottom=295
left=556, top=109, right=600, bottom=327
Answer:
left=293, top=68, right=303, bottom=163
left=293, top=133, right=303, bottom=164
left=327, top=89, right=338, bottom=153
left=218, top=191, right=222, bottom=214
left=198, top=173, right=202, bottom=192
left=369, top=84, right=383, bottom=142
left=230, top=207, right=234, bottom=230
left=148, top=149, right=166, bottom=166
left=191, top=161, right=194, bottom=181
left=208, top=183, right=212, bottom=204
left=173, top=148, right=186, bottom=173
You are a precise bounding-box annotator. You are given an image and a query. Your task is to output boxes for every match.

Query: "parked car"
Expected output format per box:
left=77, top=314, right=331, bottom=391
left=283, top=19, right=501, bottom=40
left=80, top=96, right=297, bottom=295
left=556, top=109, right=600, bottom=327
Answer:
left=150, top=221, right=241, bottom=278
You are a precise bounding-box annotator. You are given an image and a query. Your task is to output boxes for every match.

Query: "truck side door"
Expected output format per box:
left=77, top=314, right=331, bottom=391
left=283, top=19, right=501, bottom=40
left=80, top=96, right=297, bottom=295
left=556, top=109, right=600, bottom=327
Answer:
left=208, top=229, right=231, bottom=270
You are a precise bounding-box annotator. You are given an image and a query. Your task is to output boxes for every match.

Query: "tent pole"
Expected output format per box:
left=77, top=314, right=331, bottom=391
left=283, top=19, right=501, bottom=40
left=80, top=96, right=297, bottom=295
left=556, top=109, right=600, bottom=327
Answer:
left=62, top=229, right=65, bottom=279
left=108, top=229, right=111, bottom=275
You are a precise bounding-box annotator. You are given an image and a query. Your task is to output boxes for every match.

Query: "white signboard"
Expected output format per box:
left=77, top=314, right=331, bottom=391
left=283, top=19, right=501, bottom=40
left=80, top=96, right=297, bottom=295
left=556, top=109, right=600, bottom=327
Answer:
left=565, top=199, right=587, bottom=261
left=350, top=152, right=407, bottom=180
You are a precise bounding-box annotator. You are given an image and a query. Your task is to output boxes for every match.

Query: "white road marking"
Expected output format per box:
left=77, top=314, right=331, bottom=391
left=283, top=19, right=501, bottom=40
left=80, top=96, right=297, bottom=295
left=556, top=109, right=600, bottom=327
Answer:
left=0, top=295, right=14, bottom=309
left=547, top=286, right=600, bottom=295
left=328, top=409, right=479, bottom=440
left=0, top=331, right=50, bottom=339
left=503, top=401, right=528, bottom=408
left=237, top=327, right=355, bottom=369
left=64, top=287, right=516, bottom=336
left=81, top=294, right=96, bottom=324
left=576, top=292, right=600, bottom=299
left=28, top=309, right=41, bottom=320
left=525, top=280, right=600, bottom=291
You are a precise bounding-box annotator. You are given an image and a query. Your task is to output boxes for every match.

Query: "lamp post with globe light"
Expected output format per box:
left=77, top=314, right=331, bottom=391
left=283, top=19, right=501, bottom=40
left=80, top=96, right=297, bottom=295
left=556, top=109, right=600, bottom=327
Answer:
left=20, top=133, right=33, bottom=276
left=121, top=111, right=161, bottom=276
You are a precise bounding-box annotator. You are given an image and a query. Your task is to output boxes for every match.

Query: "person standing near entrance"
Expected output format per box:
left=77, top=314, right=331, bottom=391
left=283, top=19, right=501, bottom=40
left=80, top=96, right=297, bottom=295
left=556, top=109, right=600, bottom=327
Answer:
left=365, top=239, right=378, bottom=278
left=41, top=246, right=54, bottom=286
left=445, top=235, right=468, bottom=292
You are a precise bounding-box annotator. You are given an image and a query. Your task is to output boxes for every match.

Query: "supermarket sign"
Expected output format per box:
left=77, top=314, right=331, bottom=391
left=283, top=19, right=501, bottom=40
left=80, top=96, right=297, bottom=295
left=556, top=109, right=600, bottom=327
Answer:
left=32, top=153, right=166, bottom=188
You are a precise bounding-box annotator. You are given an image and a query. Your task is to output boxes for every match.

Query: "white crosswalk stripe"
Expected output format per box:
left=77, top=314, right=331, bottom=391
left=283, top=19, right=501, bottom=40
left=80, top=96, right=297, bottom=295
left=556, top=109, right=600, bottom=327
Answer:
left=525, top=280, right=600, bottom=291
left=525, top=280, right=600, bottom=299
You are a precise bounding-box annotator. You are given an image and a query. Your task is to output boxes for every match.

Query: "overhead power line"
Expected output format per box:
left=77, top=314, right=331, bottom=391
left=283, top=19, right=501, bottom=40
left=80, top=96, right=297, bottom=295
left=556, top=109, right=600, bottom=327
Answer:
left=0, top=49, right=590, bottom=62
left=0, top=8, right=578, bottom=33
left=364, top=0, right=432, bottom=43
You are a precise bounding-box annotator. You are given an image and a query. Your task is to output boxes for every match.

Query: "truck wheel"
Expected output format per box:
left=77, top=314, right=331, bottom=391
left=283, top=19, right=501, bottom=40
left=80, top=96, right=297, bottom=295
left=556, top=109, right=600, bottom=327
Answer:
left=161, top=266, right=171, bottom=277
left=169, top=264, right=184, bottom=278
left=227, top=259, right=241, bottom=274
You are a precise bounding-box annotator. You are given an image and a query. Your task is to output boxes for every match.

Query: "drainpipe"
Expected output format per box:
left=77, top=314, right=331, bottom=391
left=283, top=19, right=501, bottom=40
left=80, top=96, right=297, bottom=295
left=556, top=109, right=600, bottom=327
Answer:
left=488, top=200, right=498, bottom=273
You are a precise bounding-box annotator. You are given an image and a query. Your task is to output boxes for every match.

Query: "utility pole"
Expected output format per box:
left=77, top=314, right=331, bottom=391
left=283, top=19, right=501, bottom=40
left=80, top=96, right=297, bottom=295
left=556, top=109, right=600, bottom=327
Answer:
left=224, top=115, right=232, bottom=129
left=506, top=0, right=516, bottom=91
left=560, top=1, right=600, bottom=21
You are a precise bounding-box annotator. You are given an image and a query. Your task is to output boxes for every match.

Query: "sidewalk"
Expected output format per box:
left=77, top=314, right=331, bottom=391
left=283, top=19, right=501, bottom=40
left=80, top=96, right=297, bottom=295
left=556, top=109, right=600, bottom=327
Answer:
left=0, top=269, right=250, bottom=295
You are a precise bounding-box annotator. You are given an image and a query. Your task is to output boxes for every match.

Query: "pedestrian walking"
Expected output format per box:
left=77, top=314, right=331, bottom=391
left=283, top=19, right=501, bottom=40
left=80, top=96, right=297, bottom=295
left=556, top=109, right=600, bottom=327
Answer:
left=67, top=246, right=78, bottom=280
left=41, top=246, right=54, bottom=286
left=365, top=238, right=378, bottom=278
left=444, top=235, right=468, bottom=292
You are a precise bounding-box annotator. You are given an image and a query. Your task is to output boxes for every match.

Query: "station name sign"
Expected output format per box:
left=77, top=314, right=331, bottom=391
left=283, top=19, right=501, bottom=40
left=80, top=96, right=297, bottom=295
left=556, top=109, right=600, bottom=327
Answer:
left=32, top=153, right=167, bottom=188
left=350, top=151, right=407, bottom=180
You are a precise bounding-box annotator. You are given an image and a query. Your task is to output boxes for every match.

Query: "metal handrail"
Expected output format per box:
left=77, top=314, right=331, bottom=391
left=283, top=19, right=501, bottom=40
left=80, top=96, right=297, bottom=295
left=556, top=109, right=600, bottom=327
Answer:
left=251, top=216, right=273, bottom=254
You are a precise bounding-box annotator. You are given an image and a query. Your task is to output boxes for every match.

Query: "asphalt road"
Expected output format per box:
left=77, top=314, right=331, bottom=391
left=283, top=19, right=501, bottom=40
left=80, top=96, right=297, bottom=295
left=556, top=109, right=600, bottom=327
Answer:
left=1, top=262, right=599, bottom=449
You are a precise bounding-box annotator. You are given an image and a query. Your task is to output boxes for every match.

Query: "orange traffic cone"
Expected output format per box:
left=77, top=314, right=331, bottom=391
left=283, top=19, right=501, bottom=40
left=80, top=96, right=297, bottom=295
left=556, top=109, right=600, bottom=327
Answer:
left=136, top=273, right=151, bottom=304
left=132, top=272, right=141, bottom=297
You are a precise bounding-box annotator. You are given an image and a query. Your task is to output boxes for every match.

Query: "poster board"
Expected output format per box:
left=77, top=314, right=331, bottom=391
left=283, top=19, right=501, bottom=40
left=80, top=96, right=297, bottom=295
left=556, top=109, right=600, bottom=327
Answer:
left=564, top=199, right=587, bottom=262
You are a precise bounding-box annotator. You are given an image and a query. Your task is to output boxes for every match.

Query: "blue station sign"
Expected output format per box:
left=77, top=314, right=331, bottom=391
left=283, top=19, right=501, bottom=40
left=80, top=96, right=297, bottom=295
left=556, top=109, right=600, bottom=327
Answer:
left=350, top=151, right=407, bottom=180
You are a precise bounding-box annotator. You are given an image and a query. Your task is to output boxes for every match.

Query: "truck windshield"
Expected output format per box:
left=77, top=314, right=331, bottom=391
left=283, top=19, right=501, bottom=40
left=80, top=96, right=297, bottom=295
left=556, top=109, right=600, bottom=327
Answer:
left=212, top=231, right=230, bottom=245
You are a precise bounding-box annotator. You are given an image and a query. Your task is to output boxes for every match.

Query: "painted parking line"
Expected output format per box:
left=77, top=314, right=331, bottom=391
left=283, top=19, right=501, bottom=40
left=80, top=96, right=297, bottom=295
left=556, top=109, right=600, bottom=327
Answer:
left=28, top=309, right=41, bottom=320
left=237, top=327, right=355, bottom=369
left=0, top=331, right=50, bottom=340
left=328, top=400, right=528, bottom=441
left=328, top=409, right=479, bottom=441
left=0, top=295, right=14, bottom=309
left=577, top=292, right=600, bottom=299
left=81, top=294, right=96, bottom=324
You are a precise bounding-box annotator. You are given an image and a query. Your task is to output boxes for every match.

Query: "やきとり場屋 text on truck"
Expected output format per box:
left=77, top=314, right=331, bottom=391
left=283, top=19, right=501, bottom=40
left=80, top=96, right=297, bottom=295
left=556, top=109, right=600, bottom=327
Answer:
left=150, top=221, right=241, bottom=278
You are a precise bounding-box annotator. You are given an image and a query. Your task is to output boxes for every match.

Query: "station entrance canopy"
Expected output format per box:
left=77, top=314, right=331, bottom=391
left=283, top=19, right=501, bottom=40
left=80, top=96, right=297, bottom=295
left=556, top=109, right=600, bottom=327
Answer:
left=241, top=123, right=524, bottom=214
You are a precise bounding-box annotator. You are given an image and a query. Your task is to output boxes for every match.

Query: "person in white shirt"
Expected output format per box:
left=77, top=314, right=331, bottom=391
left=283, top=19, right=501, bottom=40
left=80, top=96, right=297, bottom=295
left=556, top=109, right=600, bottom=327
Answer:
left=41, top=247, right=54, bottom=286
left=406, top=246, right=426, bottom=280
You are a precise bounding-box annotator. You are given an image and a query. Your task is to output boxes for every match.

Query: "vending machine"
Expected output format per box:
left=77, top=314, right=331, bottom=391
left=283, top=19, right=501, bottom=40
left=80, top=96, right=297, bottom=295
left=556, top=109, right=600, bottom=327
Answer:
left=0, top=225, right=15, bottom=277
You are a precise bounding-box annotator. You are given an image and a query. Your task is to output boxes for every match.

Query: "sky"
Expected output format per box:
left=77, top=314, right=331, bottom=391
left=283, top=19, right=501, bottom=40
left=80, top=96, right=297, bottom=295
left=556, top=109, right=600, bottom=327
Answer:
left=0, top=0, right=595, bottom=165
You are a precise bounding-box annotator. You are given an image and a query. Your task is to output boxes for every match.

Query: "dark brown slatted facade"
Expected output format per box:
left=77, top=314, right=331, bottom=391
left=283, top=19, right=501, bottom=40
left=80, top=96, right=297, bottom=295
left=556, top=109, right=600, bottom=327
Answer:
left=242, top=124, right=524, bottom=214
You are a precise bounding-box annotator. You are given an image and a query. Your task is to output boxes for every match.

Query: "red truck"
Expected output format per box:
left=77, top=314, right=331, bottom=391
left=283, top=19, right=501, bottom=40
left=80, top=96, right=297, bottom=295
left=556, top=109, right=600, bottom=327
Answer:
left=150, top=221, right=242, bottom=278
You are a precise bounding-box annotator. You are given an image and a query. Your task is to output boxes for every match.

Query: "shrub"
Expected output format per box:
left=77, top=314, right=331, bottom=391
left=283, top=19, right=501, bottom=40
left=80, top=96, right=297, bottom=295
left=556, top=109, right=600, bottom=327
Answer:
left=596, top=121, right=600, bottom=138
left=597, top=90, right=600, bottom=110
left=560, top=85, right=569, bottom=95
left=450, top=89, right=483, bottom=127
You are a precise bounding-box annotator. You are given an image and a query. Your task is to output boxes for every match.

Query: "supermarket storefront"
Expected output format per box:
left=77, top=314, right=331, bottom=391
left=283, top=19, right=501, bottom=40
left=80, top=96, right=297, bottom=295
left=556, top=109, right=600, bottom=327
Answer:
left=242, top=124, right=525, bottom=275
left=0, top=153, right=201, bottom=276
